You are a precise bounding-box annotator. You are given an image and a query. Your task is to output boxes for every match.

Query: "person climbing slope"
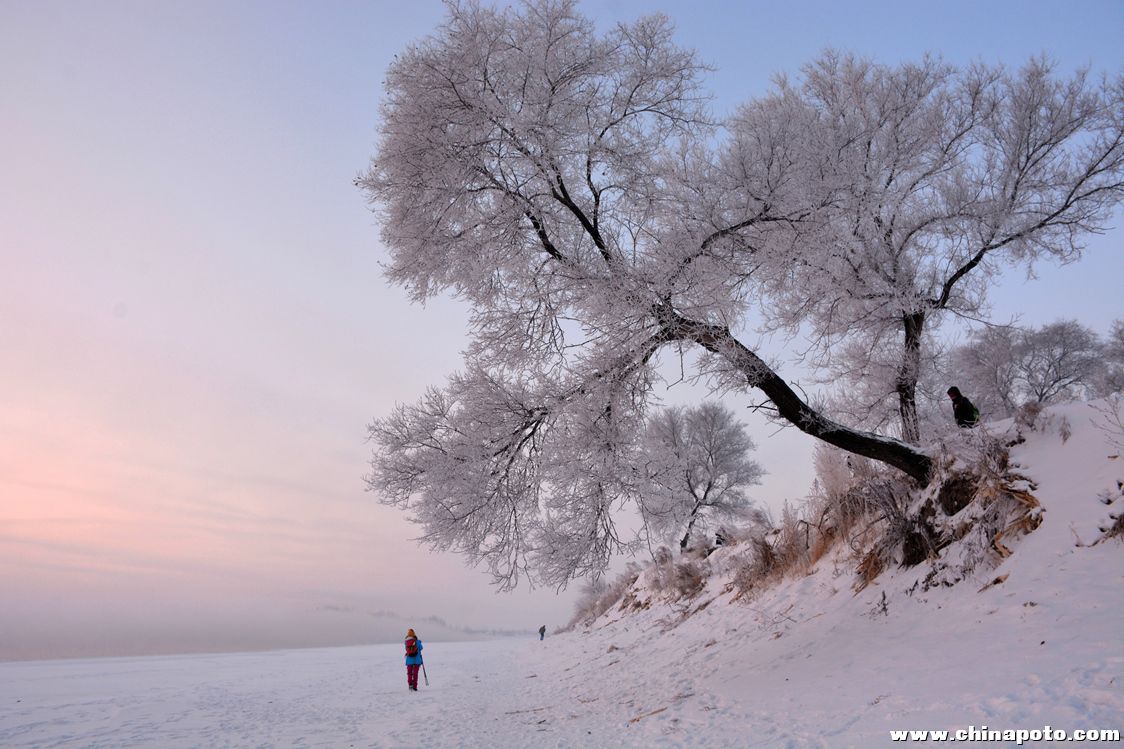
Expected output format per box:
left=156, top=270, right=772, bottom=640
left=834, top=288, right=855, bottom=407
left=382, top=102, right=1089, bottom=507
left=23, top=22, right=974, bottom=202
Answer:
left=404, top=628, right=424, bottom=691
left=946, top=386, right=980, bottom=428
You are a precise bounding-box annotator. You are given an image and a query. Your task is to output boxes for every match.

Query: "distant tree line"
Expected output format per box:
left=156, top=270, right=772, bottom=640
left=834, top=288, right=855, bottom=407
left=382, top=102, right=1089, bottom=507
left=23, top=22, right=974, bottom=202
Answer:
left=951, top=318, right=1124, bottom=420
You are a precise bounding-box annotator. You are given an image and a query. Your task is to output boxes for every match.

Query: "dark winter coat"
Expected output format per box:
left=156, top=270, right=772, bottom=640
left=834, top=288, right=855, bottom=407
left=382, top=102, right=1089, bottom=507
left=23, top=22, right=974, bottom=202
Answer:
left=951, top=395, right=980, bottom=428
left=405, top=637, right=423, bottom=666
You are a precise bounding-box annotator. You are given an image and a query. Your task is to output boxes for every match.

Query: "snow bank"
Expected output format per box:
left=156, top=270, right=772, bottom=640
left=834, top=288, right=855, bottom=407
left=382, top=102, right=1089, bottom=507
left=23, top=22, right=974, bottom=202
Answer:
left=540, top=398, right=1124, bottom=746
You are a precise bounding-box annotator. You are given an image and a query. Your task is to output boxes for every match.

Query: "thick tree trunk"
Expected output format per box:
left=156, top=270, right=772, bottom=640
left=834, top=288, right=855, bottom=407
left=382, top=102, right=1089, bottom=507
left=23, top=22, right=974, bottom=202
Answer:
left=679, top=500, right=703, bottom=551
left=658, top=307, right=933, bottom=485
left=896, top=312, right=926, bottom=445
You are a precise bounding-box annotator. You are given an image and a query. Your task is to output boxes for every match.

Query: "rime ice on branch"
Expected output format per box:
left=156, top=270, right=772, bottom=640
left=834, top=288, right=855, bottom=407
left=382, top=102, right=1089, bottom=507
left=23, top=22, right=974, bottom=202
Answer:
left=746, top=53, right=1124, bottom=443
left=637, top=403, right=764, bottom=552
left=360, top=0, right=1124, bottom=587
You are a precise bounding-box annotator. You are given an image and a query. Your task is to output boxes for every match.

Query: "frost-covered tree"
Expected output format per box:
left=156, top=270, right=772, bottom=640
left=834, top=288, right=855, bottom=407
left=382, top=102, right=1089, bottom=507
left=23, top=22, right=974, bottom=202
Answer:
left=952, top=320, right=1105, bottom=413
left=637, top=403, right=764, bottom=551
left=1096, top=319, right=1124, bottom=395
left=749, top=53, right=1124, bottom=443
left=359, top=1, right=1122, bottom=587
left=951, top=326, right=1023, bottom=419
left=1016, top=320, right=1104, bottom=404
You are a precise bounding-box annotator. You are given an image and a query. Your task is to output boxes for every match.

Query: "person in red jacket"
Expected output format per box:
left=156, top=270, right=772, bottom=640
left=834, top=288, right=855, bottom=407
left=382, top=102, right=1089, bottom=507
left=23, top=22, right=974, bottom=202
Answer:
left=404, top=628, right=424, bottom=691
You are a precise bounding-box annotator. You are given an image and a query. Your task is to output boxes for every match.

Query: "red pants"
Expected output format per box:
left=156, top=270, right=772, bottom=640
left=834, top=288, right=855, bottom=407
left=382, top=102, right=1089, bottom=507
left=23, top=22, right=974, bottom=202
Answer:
left=406, top=664, right=420, bottom=689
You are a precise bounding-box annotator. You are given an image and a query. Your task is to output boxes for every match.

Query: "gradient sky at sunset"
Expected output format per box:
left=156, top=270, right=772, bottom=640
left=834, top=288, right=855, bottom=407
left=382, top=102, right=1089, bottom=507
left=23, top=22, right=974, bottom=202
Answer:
left=2, top=0, right=1121, bottom=660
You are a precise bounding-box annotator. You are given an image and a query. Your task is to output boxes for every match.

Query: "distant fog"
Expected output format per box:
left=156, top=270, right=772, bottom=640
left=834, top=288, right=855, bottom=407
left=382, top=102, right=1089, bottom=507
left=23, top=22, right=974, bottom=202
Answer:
left=2, top=600, right=529, bottom=661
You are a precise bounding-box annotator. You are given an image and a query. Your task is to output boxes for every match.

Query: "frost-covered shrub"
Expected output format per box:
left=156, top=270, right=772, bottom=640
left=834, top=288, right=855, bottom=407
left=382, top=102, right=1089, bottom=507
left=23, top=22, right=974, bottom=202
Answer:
left=859, top=479, right=929, bottom=568
left=813, top=444, right=881, bottom=501
left=855, top=550, right=884, bottom=592
left=1019, top=407, right=1075, bottom=445
left=669, top=560, right=706, bottom=598
left=1091, top=396, right=1124, bottom=453
left=731, top=559, right=758, bottom=598
left=814, top=474, right=915, bottom=581
left=1058, top=416, right=1073, bottom=443
left=772, top=502, right=810, bottom=572
left=1014, top=401, right=1045, bottom=431
left=871, top=428, right=1047, bottom=591
left=809, top=443, right=913, bottom=562
left=649, top=552, right=707, bottom=600
left=565, top=564, right=643, bottom=628
left=731, top=529, right=784, bottom=598
left=713, top=508, right=770, bottom=549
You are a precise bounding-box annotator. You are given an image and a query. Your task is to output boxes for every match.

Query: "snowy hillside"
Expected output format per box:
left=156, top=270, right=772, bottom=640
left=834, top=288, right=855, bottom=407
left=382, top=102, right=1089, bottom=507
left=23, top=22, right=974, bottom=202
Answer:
left=537, top=399, right=1123, bottom=746
left=2, top=400, right=1121, bottom=748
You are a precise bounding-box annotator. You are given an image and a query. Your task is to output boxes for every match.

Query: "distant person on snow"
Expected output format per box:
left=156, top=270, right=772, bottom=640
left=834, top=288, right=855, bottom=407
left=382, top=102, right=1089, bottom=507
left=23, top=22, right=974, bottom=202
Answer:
left=947, top=386, right=980, bottom=428
left=538, top=625, right=546, bottom=641
left=404, top=628, right=423, bottom=691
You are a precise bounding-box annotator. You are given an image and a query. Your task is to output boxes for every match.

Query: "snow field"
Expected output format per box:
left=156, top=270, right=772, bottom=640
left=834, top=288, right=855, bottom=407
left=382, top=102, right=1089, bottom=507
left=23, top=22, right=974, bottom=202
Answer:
left=2, top=638, right=719, bottom=748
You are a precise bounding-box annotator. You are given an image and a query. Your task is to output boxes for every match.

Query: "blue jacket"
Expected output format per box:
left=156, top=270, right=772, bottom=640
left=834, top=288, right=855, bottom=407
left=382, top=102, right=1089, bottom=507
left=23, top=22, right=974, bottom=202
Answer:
left=405, top=637, right=423, bottom=666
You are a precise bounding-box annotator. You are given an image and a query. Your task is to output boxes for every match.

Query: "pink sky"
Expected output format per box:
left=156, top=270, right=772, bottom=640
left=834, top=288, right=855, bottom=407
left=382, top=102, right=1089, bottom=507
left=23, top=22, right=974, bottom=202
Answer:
left=2, top=0, right=1121, bottom=659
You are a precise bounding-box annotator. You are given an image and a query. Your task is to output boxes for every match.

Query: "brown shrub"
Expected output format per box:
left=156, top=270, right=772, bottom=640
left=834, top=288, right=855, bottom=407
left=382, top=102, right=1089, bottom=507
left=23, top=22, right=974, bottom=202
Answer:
left=730, top=532, right=781, bottom=599
left=670, top=560, right=706, bottom=598
left=565, top=564, right=642, bottom=628
left=855, top=550, right=884, bottom=592
left=808, top=524, right=837, bottom=566
left=1015, top=401, right=1045, bottom=431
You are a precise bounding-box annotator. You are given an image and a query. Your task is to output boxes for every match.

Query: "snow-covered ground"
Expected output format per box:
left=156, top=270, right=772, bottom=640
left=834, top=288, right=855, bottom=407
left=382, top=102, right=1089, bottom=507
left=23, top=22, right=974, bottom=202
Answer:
left=3, top=400, right=1122, bottom=747
left=0, top=640, right=587, bottom=749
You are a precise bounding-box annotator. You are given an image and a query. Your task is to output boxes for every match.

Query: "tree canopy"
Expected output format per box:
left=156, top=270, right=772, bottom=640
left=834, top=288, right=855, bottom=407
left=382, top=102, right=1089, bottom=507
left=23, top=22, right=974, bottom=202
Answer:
left=638, top=403, right=764, bottom=552
left=361, top=0, right=1124, bottom=588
